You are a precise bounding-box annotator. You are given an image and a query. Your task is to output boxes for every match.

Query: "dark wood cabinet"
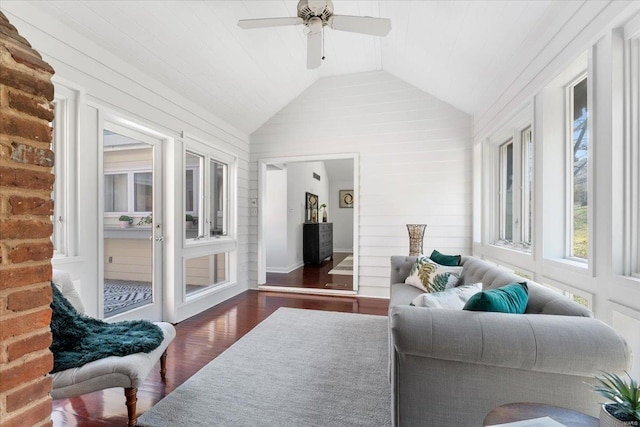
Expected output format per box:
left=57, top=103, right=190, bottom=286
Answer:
left=303, top=223, right=333, bottom=265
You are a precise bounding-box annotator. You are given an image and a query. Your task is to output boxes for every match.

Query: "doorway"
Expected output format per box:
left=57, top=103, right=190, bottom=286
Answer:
left=258, top=155, right=358, bottom=295
left=101, top=122, right=163, bottom=321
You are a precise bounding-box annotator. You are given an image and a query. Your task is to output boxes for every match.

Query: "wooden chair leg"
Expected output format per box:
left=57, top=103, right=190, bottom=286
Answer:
left=160, top=349, right=168, bottom=379
left=125, top=387, right=138, bottom=427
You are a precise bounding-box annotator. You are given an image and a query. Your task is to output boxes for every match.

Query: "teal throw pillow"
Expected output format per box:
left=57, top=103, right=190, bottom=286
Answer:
left=430, top=250, right=461, bottom=267
left=463, top=282, right=529, bottom=314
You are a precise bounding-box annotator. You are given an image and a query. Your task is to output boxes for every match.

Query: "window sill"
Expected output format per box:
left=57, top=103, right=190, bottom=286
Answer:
left=489, top=241, right=532, bottom=255
left=184, top=237, right=237, bottom=251
left=555, top=257, right=588, bottom=269
left=185, top=280, right=236, bottom=303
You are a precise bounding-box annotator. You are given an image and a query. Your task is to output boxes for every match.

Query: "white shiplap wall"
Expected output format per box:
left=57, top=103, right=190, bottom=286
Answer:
left=250, top=71, right=473, bottom=297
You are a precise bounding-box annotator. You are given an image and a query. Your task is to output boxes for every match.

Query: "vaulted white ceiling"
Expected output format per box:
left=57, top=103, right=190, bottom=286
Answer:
left=20, top=1, right=592, bottom=135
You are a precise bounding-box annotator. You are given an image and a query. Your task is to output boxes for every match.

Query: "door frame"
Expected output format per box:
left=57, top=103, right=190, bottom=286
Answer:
left=257, top=153, right=359, bottom=292
left=98, top=112, right=166, bottom=321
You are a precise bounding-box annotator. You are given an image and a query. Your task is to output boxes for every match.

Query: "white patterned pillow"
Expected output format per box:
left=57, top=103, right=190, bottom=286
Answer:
left=404, top=256, right=463, bottom=293
left=411, top=283, right=483, bottom=309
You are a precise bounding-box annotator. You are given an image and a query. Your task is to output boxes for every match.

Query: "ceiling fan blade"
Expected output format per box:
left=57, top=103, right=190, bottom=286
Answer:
left=329, top=15, right=391, bottom=36
left=307, top=31, right=322, bottom=69
left=238, top=17, right=303, bottom=29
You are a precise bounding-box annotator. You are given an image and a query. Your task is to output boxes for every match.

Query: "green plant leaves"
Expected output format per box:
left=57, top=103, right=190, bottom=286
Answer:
left=593, top=371, right=640, bottom=421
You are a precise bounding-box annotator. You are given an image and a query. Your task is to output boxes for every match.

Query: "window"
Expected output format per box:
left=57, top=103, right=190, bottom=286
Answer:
left=185, top=253, right=228, bottom=297
left=184, top=148, right=232, bottom=241
left=622, top=33, right=640, bottom=276
left=104, top=173, right=127, bottom=212
left=568, top=76, right=589, bottom=259
left=493, top=123, right=533, bottom=251
left=51, top=98, right=68, bottom=256
left=103, top=169, right=152, bottom=214
left=543, top=282, right=592, bottom=309
left=51, top=84, right=79, bottom=258
left=209, top=159, right=228, bottom=237
left=521, top=127, right=533, bottom=245
left=185, top=151, right=203, bottom=238
left=499, top=139, right=514, bottom=241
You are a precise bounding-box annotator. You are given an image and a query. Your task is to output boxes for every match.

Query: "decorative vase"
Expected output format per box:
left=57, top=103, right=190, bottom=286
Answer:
left=600, top=404, right=639, bottom=427
left=322, top=210, right=327, bottom=222
left=406, top=224, right=427, bottom=256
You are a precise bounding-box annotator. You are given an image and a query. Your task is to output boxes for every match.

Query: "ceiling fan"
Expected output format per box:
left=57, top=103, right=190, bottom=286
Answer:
left=238, top=0, right=391, bottom=69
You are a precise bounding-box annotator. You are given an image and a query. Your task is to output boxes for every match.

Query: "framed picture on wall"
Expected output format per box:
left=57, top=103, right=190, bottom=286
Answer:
left=339, top=190, right=354, bottom=208
left=305, top=192, right=318, bottom=222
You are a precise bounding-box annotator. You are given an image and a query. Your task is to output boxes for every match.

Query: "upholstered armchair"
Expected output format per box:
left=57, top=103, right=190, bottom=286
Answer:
left=51, top=270, right=176, bottom=427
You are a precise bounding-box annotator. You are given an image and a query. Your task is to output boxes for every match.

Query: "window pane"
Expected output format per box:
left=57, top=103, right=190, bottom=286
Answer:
left=185, top=253, right=227, bottom=297
left=500, top=141, right=514, bottom=241
left=134, top=172, right=152, bottom=212
left=572, top=77, right=588, bottom=258
left=185, top=152, right=203, bottom=239
left=104, top=174, right=128, bottom=212
left=210, top=160, right=227, bottom=236
left=185, top=170, right=194, bottom=212
left=522, top=128, right=533, bottom=245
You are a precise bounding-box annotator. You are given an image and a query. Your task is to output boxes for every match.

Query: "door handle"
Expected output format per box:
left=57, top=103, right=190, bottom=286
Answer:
left=154, top=236, right=164, bottom=242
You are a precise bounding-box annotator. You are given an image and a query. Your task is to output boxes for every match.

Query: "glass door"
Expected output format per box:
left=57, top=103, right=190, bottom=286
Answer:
left=102, top=123, right=163, bottom=321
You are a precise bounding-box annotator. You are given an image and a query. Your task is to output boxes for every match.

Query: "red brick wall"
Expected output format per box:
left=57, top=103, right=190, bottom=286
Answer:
left=0, top=11, right=55, bottom=427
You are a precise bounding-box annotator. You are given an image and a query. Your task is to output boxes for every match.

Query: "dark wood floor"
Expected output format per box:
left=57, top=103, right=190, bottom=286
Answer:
left=51, top=289, right=388, bottom=426
left=265, top=252, right=353, bottom=291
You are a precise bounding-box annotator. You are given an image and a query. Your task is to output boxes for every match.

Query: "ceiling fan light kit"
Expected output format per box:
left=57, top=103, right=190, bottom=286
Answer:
left=238, top=0, right=391, bottom=69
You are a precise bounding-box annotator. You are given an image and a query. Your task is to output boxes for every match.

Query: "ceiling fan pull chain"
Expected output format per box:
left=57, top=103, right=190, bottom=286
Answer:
left=321, top=27, right=324, bottom=60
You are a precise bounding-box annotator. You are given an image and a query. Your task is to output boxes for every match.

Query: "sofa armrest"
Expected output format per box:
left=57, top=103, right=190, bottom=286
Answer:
left=390, top=306, right=630, bottom=376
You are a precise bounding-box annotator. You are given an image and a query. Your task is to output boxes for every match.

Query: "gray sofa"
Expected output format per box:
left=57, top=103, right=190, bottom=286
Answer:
left=389, top=255, right=631, bottom=427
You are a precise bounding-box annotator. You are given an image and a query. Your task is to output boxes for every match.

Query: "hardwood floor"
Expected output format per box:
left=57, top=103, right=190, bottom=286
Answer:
left=265, top=252, right=353, bottom=291
left=51, top=289, right=388, bottom=426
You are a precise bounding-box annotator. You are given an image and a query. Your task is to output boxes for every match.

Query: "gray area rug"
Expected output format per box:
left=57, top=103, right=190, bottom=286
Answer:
left=138, top=307, right=391, bottom=427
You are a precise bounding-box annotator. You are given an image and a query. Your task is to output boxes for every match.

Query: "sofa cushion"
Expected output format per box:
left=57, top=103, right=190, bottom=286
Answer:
left=429, top=249, right=461, bottom=266
left=411, top=283, right=482, bottom=309
left=405, top=256, right=462, bottom=292
left=463, top=282, right=529, bottom=314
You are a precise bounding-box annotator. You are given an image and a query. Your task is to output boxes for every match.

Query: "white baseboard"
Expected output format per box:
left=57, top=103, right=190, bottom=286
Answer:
left=266, top=261, right=304, bottom=274
left=333, top=249, right=353, bottom=253
left=258, top=285, right=357, bottom=297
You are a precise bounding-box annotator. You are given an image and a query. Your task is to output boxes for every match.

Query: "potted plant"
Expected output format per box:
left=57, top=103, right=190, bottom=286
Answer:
left=185, top=214, right=194, bottom=229
left=592, top=371, right=640, bottom=427
left=137, top=214, right=152, bottom=226
left=118, top=215, right=132, bottom=228
left=320, top=203, right=327, bottom=222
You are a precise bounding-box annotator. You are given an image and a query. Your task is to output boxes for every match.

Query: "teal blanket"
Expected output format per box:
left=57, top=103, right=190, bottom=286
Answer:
left=50, top=282, right=164, bottom=373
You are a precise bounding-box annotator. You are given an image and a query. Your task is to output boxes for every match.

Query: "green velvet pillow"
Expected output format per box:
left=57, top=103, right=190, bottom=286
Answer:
left=463, top=282, right=529, bottom=314
left=430, top=250, right=461, bottom=267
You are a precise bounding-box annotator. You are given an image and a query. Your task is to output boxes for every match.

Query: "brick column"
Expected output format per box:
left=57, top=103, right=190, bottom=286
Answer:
left=0, top=11, right=55, bottom=427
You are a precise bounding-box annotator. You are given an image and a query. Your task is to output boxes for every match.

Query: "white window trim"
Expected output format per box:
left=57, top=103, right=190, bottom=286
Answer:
left=489, top=118, right=533, bottom=253
left=565, top=73, right=589, bottom=263
left=498, top=139, right=513, bottom=241
left=183, top=135, right=237, bottom=248
left=52, top=83, right=81, bottom=259
left=622, top=31, right=640, bottom=277
left=521, top=127, right=533, bottom=246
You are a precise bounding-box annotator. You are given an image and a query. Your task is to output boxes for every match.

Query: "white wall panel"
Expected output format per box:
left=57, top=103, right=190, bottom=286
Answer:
left=251, top=71, right=473, bottom=297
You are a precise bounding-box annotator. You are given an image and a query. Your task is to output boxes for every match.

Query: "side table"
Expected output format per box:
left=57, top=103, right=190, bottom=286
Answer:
left=483, top=402, right=598, bottom=427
